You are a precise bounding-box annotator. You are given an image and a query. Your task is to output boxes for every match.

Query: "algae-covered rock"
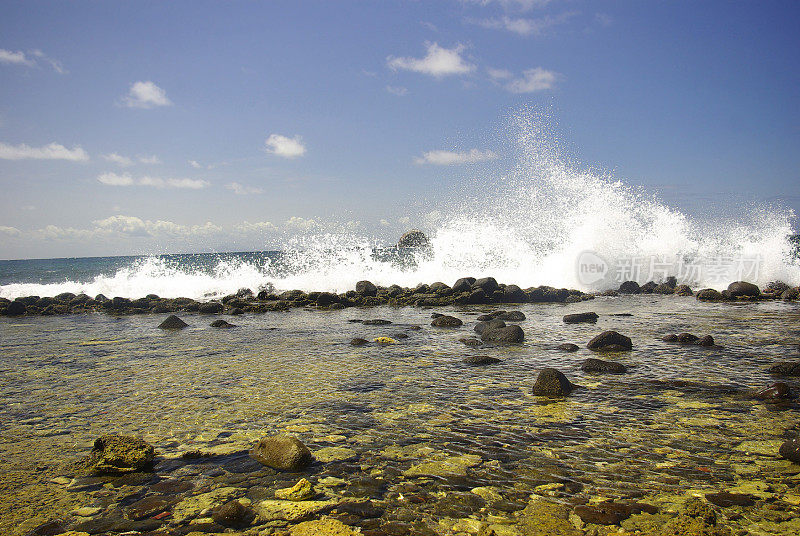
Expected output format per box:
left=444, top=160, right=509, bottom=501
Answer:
left=431, top=315, right=463, bottom=327
left=171, top=486, right=243, bottom=523
left=210, top=499, right=255, bottom=527
left=404, top=454, right=482, bottom=478
left=587, top=330, right=632, bottom=351
left=581, top=357, right=627, bottom=373
left=532, top=368, right=573, bottom=397
left=291, top=516, right=361, bottom=535
left=255, top=498, right=339, bottom=522
left=250, top=435, right=313, bottom=471
left=275, top=478, right=316, bottom=501
left=85, top=435, right=154, bottom=474
left=517, top=498, right=581, bottom=536
left=313, top=446, right=357, bottom=462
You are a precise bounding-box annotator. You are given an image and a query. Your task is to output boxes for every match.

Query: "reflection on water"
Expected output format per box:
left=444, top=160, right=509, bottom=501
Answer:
left=1, top=296, right=799, bottom=534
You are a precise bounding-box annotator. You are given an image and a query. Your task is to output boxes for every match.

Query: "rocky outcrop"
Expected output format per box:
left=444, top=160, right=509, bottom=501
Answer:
left=355, top=281, right=377, bottom=297
left=727, top=281, right=760, bottom=298
left=85, top=435, right=155, bottom=474
left=250, top=435, right=313, bottom=471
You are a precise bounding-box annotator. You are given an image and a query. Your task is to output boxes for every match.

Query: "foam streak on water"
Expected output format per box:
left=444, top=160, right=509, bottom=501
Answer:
left=0, top=110, right=798, bottom=299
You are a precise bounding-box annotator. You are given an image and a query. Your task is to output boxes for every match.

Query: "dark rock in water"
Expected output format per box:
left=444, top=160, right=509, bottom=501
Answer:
left=574, top=501, right=656, bottom=525
left=362, top=319, right=392, bottom=325
left=466, top=288, right=487, bottom=304
left=677, top=332, right=700, bottom=344
left=316, top=292, right=338, bottom=306
left=431, top=312, right=444, bottom=318
left=22, top=520, right=67, bottom=536
left=355, top=280, right=378, bottom=297
left=472, top=277, right=499, bottom=294
left=210, top=319, right=236, bottom=328
left=5, top=300, right=26, bottom=316
left=674, top=284, right=694, bottom=296
left=251, top=435, right=312, bottom=471
left=350, top=338, right=369, bottom=346
left=557, top=343, right=579, bottom=352
left=705, top=492, right=755, bottom=508
left=397, top=229, right=430, bottom=248
left=697, top=335, right=715, bottom=347
left=563, top=312, right=598, bottom=324
left=476, top=313, right=495, bottom=321
left=481, top=325, right=524, bottom=343
left=463, top=355, right=501, bottom=366
left=125, top=494, right=174, bottom=520
left=754, top=382, right=792, bottom=400
left=429, top=281, right=451, bottom=294
left=474, top=318, right=506, bottom=334
left=696, top=288, right=724, bottom=301
left=502, top=284, right=526, bottom=303
left=452, top=277, right=475, bottom=293
left=533, top=368, right=573, bottom=396
left=779, top=438, right=800, bottom=463
left=198, top=301, right=223, bottom=314
left=653, top=283, right=675, bottom=294
left=782, top=287, right=800, bottom=301
left=55, top=292, right=76, bottom=302
left=497, top=310, right=526, bottom=321
left=618, top=281, right=641, bottom=294
left=640, top=281, right=658, bottom=293
left=459, top=337, right=482, bottom=347
left=212, top=499, right=254, bottom=527
left=391, top=332, right=409, bottom=339
left=431, top=315, right=463, bottom=327
left=662, top=334, right=678, bottom=342
left=587, top=330, right=632, bottom=351
left=767, top=361, right=800, bottom=376
left=86, top=435, right=154, bottom=474
left=728, top=281, right=761, bottom=298
left=158, top=315, right=188, bottom=329
left=581, top=358, right=627, bottom=373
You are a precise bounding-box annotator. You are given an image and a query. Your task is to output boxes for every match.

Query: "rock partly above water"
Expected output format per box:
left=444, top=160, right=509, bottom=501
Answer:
left=84, top=435, right=154, bottom=474
left=581, top=357, right=627, bottom=373
left=532, top=368, right=573, bottom=396
left=157, top=314, right=188, bottom=329
left=250, top=435, right=313, bottom=471
left=587, top=330, right=633, bottom=351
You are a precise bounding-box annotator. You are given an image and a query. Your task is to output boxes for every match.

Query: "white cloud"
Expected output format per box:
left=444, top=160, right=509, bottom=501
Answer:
left=379, top=219, right=391, bottom=227
left=226, top=182, right=264, bottom=195
left=235, top=221, right=277, bottom=234
left=0, top=226, right=22, bottom=236
left=189, top=160, right=203, bottom=169
left=414, top=148, right=498, bottom=165
left=0, top=49, right=34, bottom=66
left=285, top=216, right=319, bottom=231
left=0, top=142, right=89, bottom=161
left=387, top=42, right=475, bottom=78
left=97, top=172, right=209, bottom=189
left=487, top=67, right=512, bottom=80
left=386, top=85, right=409, bottom=96
left=505, top=67, right=560, bottom=92
left=463, top=0, right=553, bottom=11
left=103, top=153, right=133, bottom=166
left=138, top=155, right=161, bottom=164
left=123, top=81, right=172, bottom=109
left=29, top=49, right=66, bottom=74
left=476, top=12, right=577, bottom=36
left=265, top=134, right=306, bottom=159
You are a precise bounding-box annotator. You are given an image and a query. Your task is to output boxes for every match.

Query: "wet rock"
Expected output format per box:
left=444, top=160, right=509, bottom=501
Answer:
left=158, top=314, right=188, bottom=329
left=124, top=495, right=173, bottom=520
left=275, top=478, right=317, bottom=501
left=72, top=506, right=102, bottom=517
left=463, top=355, right=501, bottom=366
left=250, top=435, right=313, bottom=471
left=768, top=361, right=800, bottom=376
left=472, top=277, right=499, bottom=294
left=355, top=280, right=378, bottom=297
left=662, top=334, right=678, bottom=342
left=198, top=301, right=224, bottom=314
left=697, top=335, right=715, bottom=346
left=349, top=338, right=369, bottom=346
left=497, top=310, right=526, bottom=321
left=172, top=486, right=243, bottom=524
left=452, top=277, right=476, bottom=293
left=502, top=285, right=527, bottom=303
left=581, top=358, right=627, bottom=373
left=619, top=281, right=641, bottom=294
left=557, top=343, right=579, bottom=352
left=5, top=299, right=27, bottom=316
left=532, top=368, right=573, bottom=397
left=705, top=492, right=755, bottom=507
left=677, top=332, right=700, bottom=344
left=465, top=288, right=488, bottom=304
left=675, top=284, right=694, bottom=296
left=562, top=312, right=598, bottom=324
left=210, top=499, right=254, bottom=527
left=574, top=501, right=657, bottom=525
left=316, top=292, right=339, bottom=306
left=782, top=287, right=800, bottom=300
left=587, top=330, right=632, bottom=351
left=429, top=281, right=451, bottom=294
left=314, top=446, right=357, bottom=462
left=255, top=498, right=339, bottom=522
left=474, top=318, right=505, bottom=334
left=431, top=315, right=463, bottom=327
left=697, top=288, right=724, bottom=301
left=404, top=454, right=482, bottom=478
left=210, top=319, right=236, bottom=328
left=654, top=283, right=675, bottom=294
left=728, top=281, right=761, bottom=298
left=85, top=435, right=154, bottom=474
left=754, top=382, right=792, bottom=400
left=22, top=520, right=68, bottom=536
left=291, top=517, right=361, bottom=536
left=779, top=438, right=800, bottom=463
left=480, top=324, right=524, bottom=343
left=459, top=337, right=482, bottom=347
left=397, top=229, right=429, bottom=248
left=362, top=318, right=392, bottom=325
left=518, top=498, right=581, bottom=536
left=373, top=336, right=396, bottom=344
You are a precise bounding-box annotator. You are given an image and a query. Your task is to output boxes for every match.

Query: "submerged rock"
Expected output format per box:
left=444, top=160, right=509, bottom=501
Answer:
left=361, top=318, right=392, bottom=325
left=275, top=478, right=316, bottom=501
left=430, top=315, right=463, bottom=327
left=768, top=361, right=800, bottom=376
left=480, top=324, right=525, bottom=343
left=349, top=337, right=368, bottom=346
left=250, top=435, right=312, bottom=471
left=753, top=382, right=792, bottom=400
left=705, top=492, right=755, bottom=507
left=563, top=311, right=598, bottom=324
left=211, top=499, right=254, bottom=527
left=459, top=337, right=482, bottom=347
left=474, top=318, right=505, bottom=334
left=556, top=343, right=579, bottom=352
left=581, top=358, right=627, bottom=373
left=85, top=435, right=154, bottom=474
left=210, top=319, right=236, bottom=328
left=497, top=310, right=526, bottom=321
left=290, top=517, right=361, bottom=536
left=158, top=314, right=188, bottom=329
left=587, top=330, right=632, bottom=351
left=463, top=355, right=501, bottom=366
left=533, top=368, right=573, bottom=397
left=779, top=438, right=800, bottom=463
left=574, top=501, right=657, bottom=525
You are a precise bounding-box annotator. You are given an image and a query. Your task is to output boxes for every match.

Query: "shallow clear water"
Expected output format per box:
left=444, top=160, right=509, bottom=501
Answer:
left=1, top=296, right=799, bottom=534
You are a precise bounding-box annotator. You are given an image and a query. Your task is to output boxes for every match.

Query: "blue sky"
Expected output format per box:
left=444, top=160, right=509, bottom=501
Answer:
left=1, top=0, right=798, bottom=259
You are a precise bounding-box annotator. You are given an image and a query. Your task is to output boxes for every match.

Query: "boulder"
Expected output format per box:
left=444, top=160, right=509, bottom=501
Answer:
left=587, top=330, right=632, bottom=351
left=704, top=492, right=754, bottom=508
left=779, top=438, right=800, bottom=463
left=397, top=229, right=430, bottom=248
left=782, top=287, right=800, bottom=301
left=85, top=435, right=155, bottom=474
left=290, top=517, right=361, bottom=536
left=767, top=361, right=800, bottom=376
left=533, top=368, right=573, bottom=397
left=463, top=355, right=501, bottom=366
left=557, top=343, right=579, bottom=352
left=211, top=499, right=254, bottom=527
left=563, top=312, right=598, bottom=324
left=361, top=319, right=392, bottom=325
left=158, top=315, right=188, bottom=329
left=198, top=301, right=224, bottom=314
left=582, top=358, right=627, bottom=373
left=459, top=337, right=482, bottom=347
left=355, top=281, right=377, bottom=297
left=697, top=335, right=715, bottom=346
left=618, top=281, right=641, bottom=294
left=497, top=310, right=526, bottom=321
left=452, top=277, right=475, bottom=293
left=275, top=478, right=316, bottom=501
left=465, top=288, right=487, bottom=304
left=349, top=338, right=368, bottom=346
left=250, top=435, right=313, bottom=471
left=480, top=325, right=524, bottom=343
left=674, top=284, right=694, bottom=296
left=574, top=501, right=657, bottom=525
left=753, top=382, right=792, bottom=400
left=728, top=281, right=760, bottom=298
left=677, top=332, right=700, bottom=344
left=696, top=288, right=724, bottom=301
left=653, top=283, right=675, bottom=294
left=430, top=315, right=463, bottom=327
left=5, top=300, right=26, bottom=316
left=474, top=318, right=506, bottom=334
left=316, top=292, right=338, bottom=306
left=210, top=319, right=236, bottom=328
left=472, top=277, right=499, bottom=294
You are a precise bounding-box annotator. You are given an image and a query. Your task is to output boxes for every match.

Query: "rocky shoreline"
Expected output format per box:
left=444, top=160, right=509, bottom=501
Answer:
left=1, top=277, right=798, bottom=318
